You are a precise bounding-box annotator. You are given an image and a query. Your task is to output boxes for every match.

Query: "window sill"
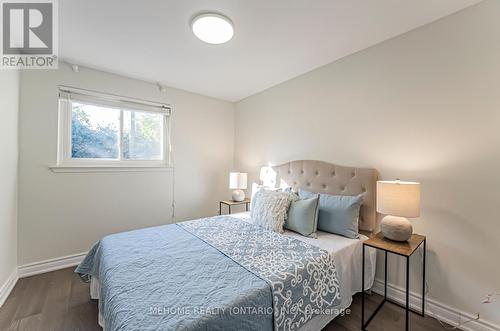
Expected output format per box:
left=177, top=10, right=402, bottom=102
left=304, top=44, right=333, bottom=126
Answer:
left=49, top=165, right=173, bottom=173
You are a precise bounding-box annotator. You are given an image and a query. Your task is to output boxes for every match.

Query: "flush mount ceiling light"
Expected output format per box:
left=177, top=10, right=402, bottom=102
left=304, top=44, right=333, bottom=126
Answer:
left=191, top=13, right=234, bottom=44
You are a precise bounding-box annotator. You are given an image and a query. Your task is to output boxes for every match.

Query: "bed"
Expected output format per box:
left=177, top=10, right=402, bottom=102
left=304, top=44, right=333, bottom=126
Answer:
left=76, top=160, right=378, bottom=331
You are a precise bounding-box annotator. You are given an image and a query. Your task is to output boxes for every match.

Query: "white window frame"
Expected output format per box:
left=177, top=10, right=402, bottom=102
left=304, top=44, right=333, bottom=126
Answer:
left=53, top=86, right=172, bottom=172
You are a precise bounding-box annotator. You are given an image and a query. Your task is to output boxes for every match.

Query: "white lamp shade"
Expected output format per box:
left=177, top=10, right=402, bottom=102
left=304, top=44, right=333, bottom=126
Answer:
left=377, top=180, right=421, bottom=218
left=229, top=172, right=247, bottom=189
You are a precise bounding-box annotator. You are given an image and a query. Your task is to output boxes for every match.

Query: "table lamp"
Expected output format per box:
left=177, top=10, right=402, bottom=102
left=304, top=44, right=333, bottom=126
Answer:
left=376, top=180, right=421, bottom=242
left=229, top=172, right=247, bottom=202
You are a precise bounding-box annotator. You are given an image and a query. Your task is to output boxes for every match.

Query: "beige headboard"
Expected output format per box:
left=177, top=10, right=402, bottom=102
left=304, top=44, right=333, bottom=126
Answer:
left=272, top=160, right=378, bottom=232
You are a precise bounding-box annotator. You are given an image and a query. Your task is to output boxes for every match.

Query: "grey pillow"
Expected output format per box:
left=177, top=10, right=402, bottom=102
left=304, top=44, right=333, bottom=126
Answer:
left=284, top=195, right=320, bottom=238
left=299, top=189, right=364, bottom=239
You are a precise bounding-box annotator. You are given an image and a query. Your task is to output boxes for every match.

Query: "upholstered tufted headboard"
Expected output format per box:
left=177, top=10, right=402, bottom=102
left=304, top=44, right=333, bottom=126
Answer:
left=272, top=160, right=378, bottom=232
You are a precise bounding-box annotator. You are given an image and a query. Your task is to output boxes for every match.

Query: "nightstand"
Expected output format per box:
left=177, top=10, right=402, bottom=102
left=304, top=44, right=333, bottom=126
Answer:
left=219, top=198, right=250, bottom=215
left=362, top=232, right=426, bottom=331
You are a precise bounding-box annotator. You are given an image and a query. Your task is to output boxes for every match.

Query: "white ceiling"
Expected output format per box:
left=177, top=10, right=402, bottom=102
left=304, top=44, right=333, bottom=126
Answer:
left=60, top=0, right=481, bottom=102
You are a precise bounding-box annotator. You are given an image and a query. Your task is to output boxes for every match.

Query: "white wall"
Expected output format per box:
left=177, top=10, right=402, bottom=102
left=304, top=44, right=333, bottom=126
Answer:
left=18, top=63, right=234, bottom=265
left=235, top=0, right=500, bottom=326
left=0, top=71, right=19, bottom=291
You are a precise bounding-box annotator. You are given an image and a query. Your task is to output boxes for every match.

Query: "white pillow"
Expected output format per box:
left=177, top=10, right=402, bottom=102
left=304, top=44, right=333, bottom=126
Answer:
left=251, top=189, right=298, bottom=233
left=250, top=183, right=280, bottom=210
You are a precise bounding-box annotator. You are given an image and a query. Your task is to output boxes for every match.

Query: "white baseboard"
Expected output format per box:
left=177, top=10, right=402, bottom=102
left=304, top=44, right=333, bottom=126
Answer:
left=372, top=279, right=500, bottom=331
left=0, top=269, right=19, bottom=307
left=17, top=252, right=87, bottom=278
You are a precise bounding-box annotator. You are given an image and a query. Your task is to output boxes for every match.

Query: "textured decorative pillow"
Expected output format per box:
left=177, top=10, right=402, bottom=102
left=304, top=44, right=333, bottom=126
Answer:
left=299, top=189, right=364, bottom=239
left=250, top=184, right=281, bottom=210
left=251, top=189, right=298, bottom=233
left=284, top=195, right=320, bottom=238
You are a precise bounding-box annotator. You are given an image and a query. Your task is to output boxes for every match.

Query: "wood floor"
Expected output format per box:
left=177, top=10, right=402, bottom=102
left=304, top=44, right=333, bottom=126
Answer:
left=0, top=267, right=449, bottom=331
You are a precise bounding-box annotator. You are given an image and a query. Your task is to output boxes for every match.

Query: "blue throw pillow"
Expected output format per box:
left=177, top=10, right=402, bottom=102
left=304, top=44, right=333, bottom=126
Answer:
left=284, top=195, right=320, bottom=238
left=299, top=189, right=364, bottom=239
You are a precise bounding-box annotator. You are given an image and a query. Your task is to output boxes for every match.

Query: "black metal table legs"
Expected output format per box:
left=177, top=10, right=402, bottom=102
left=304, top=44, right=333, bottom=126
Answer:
left=361, top=244, right=365, bottom=330
left=361, top=240, right=426, bottom=331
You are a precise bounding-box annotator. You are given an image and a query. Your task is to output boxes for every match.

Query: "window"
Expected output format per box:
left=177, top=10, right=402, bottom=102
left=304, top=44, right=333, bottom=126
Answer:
left=56, top=87, right=171, bottom=170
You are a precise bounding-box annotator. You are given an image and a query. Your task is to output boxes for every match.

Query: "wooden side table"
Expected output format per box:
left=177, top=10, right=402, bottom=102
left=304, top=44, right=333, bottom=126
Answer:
left=219, top=198, right=250, bottom=215
left=362, top=232, right=426, bottom=331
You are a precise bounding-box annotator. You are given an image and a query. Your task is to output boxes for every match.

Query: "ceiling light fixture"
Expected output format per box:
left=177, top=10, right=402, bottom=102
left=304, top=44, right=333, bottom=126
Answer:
left=191, top=13, right=234, bottom=44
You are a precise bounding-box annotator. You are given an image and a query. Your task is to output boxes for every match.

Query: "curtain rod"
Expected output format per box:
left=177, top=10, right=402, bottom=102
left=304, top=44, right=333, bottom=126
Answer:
left=58, top=85, right=171, bottom=110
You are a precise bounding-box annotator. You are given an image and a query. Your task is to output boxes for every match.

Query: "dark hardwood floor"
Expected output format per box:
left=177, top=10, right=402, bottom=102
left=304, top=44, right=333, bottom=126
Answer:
left=0, top=267, right=448, bottom=331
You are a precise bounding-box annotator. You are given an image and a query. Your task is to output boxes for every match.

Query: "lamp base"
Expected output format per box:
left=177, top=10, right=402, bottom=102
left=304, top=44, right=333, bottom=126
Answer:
left=380, top=215, right=413, bottom=241
left=232, top=189, right=245, bottom=202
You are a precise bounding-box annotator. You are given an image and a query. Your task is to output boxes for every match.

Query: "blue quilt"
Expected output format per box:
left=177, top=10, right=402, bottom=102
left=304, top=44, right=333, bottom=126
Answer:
left=76, top=216, right=340, bottom=331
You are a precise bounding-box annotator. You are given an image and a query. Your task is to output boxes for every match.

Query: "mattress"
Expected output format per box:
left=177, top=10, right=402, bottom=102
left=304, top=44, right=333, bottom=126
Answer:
left=87, top=213, right=377, bottom=331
